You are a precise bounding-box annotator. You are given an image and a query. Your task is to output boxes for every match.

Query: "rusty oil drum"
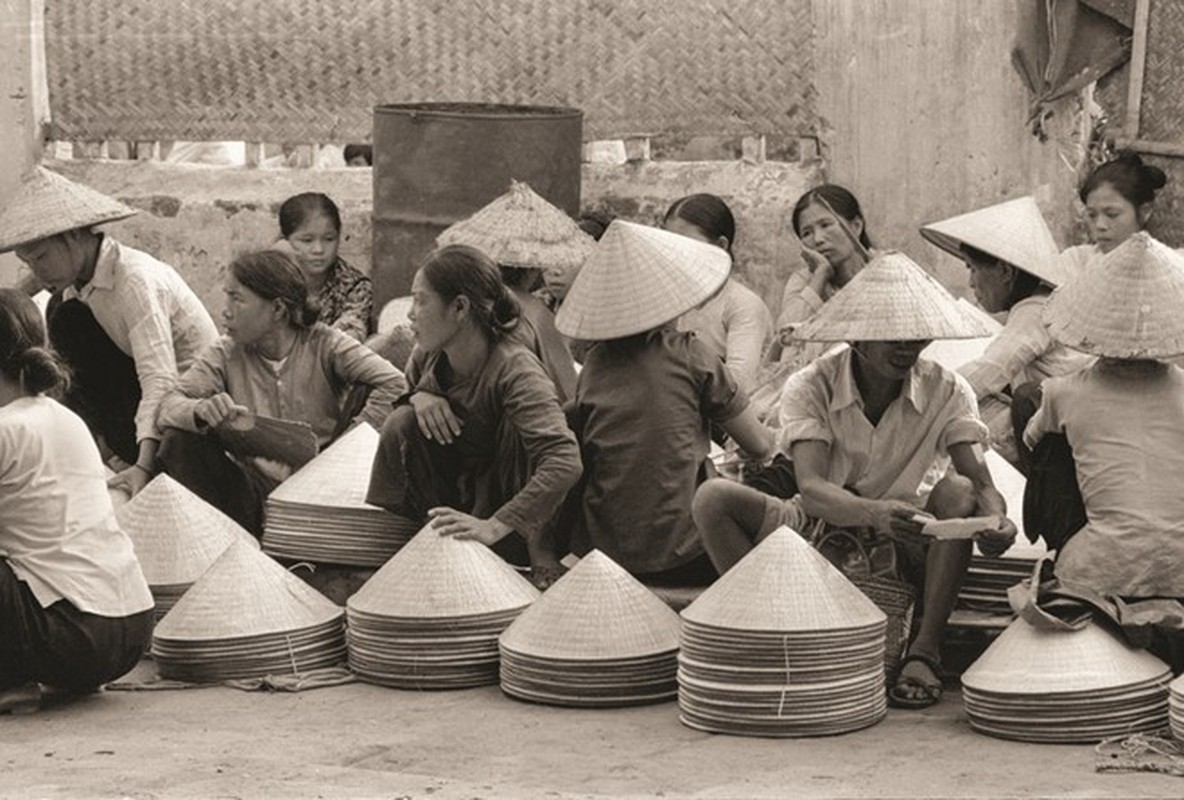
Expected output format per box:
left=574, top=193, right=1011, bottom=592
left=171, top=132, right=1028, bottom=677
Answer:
left=371, top=102, right=584, bottom=317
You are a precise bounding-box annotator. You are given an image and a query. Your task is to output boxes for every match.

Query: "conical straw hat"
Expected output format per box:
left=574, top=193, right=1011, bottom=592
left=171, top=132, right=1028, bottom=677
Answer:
left=920, top=196, right=1066, bottom=287
left=0, top=167, right=137, bottom=252
left=269, top=422, right=377, bottom=508
left=1042, top=232, right=1184, bottom=358
left=116, top=474, right=258, bottom=586
left=347, top=524, right=539, bottom=618
left=681, top=526, right=885, bottom=631
left=499, top=550, right=680, bottom=660
left=555, top=219, right=731, bottom=340
left=962, top=616, right=1168, bottom=694
left=790, top=251, right=1000, bottom=342
left=153, top=540, right=342, bottom=641
left=436, top=180, right=595, bottom=272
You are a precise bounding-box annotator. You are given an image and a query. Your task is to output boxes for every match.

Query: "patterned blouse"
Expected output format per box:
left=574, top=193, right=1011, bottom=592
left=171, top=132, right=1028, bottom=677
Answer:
left=313, top=257, right=373, bottom=342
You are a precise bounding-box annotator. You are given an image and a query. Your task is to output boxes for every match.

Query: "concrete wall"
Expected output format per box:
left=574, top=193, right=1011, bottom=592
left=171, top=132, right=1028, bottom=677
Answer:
left=814, top=0, right=1088, bottom=296
left=45, top=158, right=822, bottom=322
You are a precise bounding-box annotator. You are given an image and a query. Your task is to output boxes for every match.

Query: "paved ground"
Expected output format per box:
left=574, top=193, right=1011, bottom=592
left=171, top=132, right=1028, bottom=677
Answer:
left=3, top=661, right=1183, bottom=800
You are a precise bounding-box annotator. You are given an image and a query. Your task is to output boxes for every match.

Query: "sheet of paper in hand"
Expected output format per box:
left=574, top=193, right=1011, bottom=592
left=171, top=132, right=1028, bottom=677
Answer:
left=214, top=413, right=319, bottom=469
left=920, top=516, right=1002, bottom=540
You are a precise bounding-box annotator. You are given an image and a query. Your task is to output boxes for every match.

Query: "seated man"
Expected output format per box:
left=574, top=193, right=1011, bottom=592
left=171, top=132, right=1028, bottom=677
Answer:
left=0, top=167, right=219, bottom=497
left=693, top=251, right=1017, bottom=709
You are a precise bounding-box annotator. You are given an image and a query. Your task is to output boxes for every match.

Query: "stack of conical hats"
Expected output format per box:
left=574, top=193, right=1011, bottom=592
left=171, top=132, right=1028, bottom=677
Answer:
left=346, top=525, right=539, bottom=689
left=791, top=250, right=999, bottom=342
left=263, top=424, right=419, bottom=566
left=116, top=474, right=258, bottom=620
left=151, top=540, right=346, bottom=682
left=1169, top=674, right=1184, bottom=740
left=435, top=180, right=594, bottom=272
left=0, top=166, right=137, bottom=252
left=962, top=617, right=1171, bottom=743
left=1043, top=232, right=1184, bottom=359
left=498, top=550, right=681, bottom=707
left=677, top=527, right=889, bottom=737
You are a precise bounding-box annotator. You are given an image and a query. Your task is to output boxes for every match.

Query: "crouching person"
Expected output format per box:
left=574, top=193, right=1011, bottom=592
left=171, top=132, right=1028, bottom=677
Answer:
left=693, top=252, right=1017, bottom=709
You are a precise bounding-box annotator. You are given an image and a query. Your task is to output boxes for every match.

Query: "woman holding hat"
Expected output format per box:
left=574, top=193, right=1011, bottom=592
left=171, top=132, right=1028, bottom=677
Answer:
left=366, top=245, right=582, bottom=590
left=435, top=181, right=589, bottom=404
left=1024, top=233, right=1184, bottom=670
left=556, top=220, right=775, bottom=586
left=0, top=289, right=154, bottom=714
left=693, top=251, right=1017, bottom=708
left=157, top=250, right=405, bottom=536
left=0, top=168, right=219, bottom=500
left=920, top=197, right=1093, bottom=466
left=664, top=193, right=773, bottom=396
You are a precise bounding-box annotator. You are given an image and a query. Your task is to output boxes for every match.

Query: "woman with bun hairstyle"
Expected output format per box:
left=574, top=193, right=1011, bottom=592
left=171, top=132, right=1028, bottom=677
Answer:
left=664, top=193, right=773, bottom=395
left=1061, top=152, right=1170, bottom=272
left=0, top=289, right=153, bottom=714
left=366, top=245, right=582, bottom=588
left=157, top=250, right=405, bottom=535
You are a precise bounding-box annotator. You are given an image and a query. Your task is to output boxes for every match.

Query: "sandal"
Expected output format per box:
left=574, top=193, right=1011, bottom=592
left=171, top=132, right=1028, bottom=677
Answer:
left=888, top=653, right=943, bottom=710
left=529, top=564, right=567, bottom=591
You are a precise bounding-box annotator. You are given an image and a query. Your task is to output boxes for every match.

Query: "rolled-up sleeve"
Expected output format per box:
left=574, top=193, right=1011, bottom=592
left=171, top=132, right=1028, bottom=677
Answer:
left=124, top=275, right=184, bottom=442
left=936, top=374, right=989, bottom=452
left=958, top=300, right=1052, bottom=399
left=491, top=351, right=582, bottom=538
left=690, top=337, right=749, bottom=423
left=777, top=368, right=834, bottom=452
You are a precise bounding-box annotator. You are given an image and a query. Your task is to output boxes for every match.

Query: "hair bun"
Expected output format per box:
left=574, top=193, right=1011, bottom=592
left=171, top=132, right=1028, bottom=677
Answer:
left=16, top=346, right=70, bottom=396
left=491, top=283, right=521, bottom=334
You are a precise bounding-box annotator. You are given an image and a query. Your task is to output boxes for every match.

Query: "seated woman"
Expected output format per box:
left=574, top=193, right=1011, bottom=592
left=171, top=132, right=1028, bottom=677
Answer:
left=664, top=193, right=773, bottom=396
left=1024, top=233, right=1184, bottom=672
left=764, top=183, right=874, bottom=368
left=365, top=245, right=582, bottom=589
left=0, top=289, right=154, bottom=714
left=278, top=192, right=373, bottom=342
left=436, top=181, right=588, bottom=403
left=157, top=250, right=405, bottom=536
left=557, top=221, right=774, bottom=586
left=920, top=196, right=1092, bottom=466
left=1060, top=152, right=1168, bottom=273
left=693, top=252, right=1017, bottom=709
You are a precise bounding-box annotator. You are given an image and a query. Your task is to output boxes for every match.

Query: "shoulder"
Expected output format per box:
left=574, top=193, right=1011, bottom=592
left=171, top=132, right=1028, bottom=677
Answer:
left=331, top=258, right=371, bottom=288
left=914, top=357, right=972, bottom=394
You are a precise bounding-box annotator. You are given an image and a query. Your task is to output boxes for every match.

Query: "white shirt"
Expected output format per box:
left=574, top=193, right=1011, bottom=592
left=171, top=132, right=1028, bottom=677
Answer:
left=678, top=278, right=773, bottom=395
left=63, top=237, right=219, bottom=442
left=0, top=397, right=153, bottom=616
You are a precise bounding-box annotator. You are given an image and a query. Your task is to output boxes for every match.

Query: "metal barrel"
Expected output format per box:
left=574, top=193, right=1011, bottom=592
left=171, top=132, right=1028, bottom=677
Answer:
left=372, top=102, right=584, bottom=317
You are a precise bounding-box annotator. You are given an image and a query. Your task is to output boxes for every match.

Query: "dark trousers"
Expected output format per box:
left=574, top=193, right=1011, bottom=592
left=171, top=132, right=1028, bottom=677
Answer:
left=0, top=559, right=154, bottom=692
left=157, top=429, right=279, bottom=538
left=1011, top=382, right=1087, bottom=550
left=47, top=297, right=140, bottom=464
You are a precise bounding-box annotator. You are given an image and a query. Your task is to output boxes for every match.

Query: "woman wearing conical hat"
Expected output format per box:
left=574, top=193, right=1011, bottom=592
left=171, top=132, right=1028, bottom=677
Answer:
left=663, top=193, right=773, bottom=396
left=436, top=181, right=588, bottom=404
left=693, top=251, right=1018, bottom=709
left=0, top=168, right=219, bottom=500
left=1023, top=233, right=1184, bottom=670
left=920, top=197, right=1093, bottom=466
left=366, top=245, right=582, bottom=590
left=0, top=290, right=154, bottom=714
left=556, top=221, right=774, bottom=585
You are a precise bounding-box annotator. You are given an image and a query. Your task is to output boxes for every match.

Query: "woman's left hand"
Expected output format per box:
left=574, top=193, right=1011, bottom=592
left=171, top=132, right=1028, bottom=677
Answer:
left=428, top=507, right=513, bottom=546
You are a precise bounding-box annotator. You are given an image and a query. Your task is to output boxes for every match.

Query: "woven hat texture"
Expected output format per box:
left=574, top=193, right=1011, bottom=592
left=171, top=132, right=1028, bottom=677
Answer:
left=347, top=524, right=539, bottom=618
left=0, top=167, right=137, bottom=252
left=681, top=526, right=885, bottom=631
left=436, top=180, right=594, bottom=272
left=1043, top=232, right=1184, bottom=358
left=555, top=219, right=731, bottom=340
left=116, top=474, right=257, bottom=586
left=153, top=540, right=342, bottom=641
left=962, top=617, right=1169, bottom=694
left=920, top=196, right=1066, bottom=287
left=499, top=550, right=680, bottom=660
left=269, top=422, right=378, bottom=508
left=790, top=251, right=1000, bottom=343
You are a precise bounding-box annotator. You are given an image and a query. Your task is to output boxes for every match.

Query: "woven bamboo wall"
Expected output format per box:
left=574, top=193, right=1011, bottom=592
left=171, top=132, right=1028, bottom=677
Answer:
left=45, top=0, right=816, bottom=143
left=1136, top=0, right=1184, bottom=245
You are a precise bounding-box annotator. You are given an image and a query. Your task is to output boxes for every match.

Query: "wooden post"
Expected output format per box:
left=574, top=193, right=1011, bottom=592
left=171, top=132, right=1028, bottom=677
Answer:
left=1124, top=0, right=1151, bottom=141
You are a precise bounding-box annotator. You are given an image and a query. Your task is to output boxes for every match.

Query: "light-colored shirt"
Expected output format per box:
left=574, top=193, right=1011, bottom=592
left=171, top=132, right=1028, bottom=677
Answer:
left=780, top=346, right=987, bottom=505
left=773, top=268, right=842, bottom=371
left=678, top=278, right=773, bottom=395
left=1024, top=362, right=1184, bottom=597
left=0, top=397, right=153, bottom=616
left=63, top=237, right=219, bottom=443
left=157, top=324, right=406, bottom=446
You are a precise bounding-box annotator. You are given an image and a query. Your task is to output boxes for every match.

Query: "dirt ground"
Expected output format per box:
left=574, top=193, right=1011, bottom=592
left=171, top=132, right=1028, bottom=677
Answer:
left=3, top=659, right=1183, bottom=800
